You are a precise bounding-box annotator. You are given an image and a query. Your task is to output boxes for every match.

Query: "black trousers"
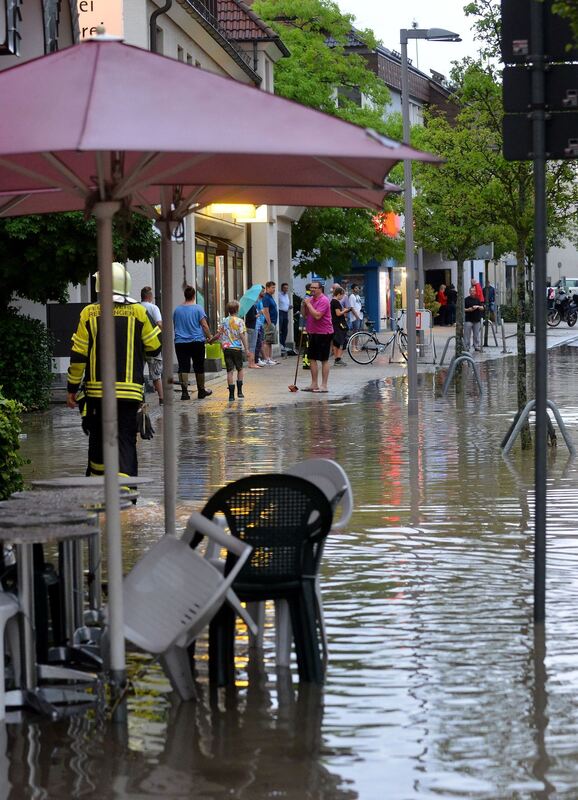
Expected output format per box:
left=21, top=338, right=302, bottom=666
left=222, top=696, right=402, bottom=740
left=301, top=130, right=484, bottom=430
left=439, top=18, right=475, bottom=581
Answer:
left=85, top=398, right=139, bottom=477
left=279, top=310, right=289, bottom=347
left=175, top=341, right=205, bottom=374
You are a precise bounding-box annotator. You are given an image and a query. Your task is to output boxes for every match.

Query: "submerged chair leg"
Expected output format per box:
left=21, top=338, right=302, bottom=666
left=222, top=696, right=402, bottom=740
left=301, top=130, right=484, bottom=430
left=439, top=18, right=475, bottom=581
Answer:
left=247, top=602, right=265, bottom=649
left=160, top=646, right=196, bottom=701
left=289, top=583, right=324, bottom=685
left=208, top=603, right=236, bottom=687
left=275, top=600, right=292, bottom=668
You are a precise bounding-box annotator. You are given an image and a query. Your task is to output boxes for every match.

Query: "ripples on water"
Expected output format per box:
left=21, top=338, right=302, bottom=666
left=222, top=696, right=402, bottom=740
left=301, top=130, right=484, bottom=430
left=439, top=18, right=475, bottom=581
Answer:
left=9, top=347, right=578, bottom=798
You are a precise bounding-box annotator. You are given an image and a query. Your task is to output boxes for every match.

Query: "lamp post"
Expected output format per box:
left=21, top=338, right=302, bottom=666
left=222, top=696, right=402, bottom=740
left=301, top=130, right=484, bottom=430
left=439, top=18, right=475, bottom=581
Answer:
left=400, top=27, right=461, bottom=416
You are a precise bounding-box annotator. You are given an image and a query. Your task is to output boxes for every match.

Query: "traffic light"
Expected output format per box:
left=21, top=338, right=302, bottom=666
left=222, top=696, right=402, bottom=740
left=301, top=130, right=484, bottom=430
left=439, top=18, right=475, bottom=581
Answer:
left=502, top=0, right=578, bottom=161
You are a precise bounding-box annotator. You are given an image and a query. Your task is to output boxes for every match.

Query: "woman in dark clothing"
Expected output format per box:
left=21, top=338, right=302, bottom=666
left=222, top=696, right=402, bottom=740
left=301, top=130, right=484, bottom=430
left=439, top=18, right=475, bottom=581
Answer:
left=445, top=283, right=458, bottom=325
left=330, top=287, right=349, bottom=365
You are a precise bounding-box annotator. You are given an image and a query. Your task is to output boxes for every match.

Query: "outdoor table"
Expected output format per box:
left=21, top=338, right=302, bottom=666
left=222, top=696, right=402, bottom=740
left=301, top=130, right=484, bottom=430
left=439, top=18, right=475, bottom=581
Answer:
left=0, top=508, right=100, bottom=718
left=11, top=487, right=138, bottom=635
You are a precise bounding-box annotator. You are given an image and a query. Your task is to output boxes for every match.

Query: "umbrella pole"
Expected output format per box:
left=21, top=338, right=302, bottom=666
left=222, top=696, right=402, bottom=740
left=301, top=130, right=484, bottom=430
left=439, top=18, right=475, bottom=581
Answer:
left=93, top=200, right=127, bottom=721
left=160, top=217, right=177, bottom=537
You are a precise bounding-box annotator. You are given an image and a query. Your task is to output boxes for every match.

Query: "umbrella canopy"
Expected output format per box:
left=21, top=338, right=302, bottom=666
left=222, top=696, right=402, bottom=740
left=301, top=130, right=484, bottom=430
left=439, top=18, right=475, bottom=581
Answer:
left=0, top=41, right=436, bottom=210
left=239, top=284, right=264, bottom=319
left=0, top=38, right=438, bottom=710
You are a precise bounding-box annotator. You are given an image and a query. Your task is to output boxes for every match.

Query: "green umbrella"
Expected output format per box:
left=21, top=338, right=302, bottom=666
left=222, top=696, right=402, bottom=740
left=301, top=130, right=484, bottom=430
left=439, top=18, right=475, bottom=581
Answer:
left=239, top=284, right=263, bottom=318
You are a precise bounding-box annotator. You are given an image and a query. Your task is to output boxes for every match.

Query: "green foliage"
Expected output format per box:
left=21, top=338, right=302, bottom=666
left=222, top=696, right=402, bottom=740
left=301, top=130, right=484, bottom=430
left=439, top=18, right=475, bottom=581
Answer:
left=424, top=284, right=440, bottom=319
left=0, top=211, right=159, bottom=311
left=253, top=0, right=399, bottom=273
left=292, top=206, right=404, bottom=277
left=0, top=389, right=26, bottom=499
left=0, top=309, right=54, bottom=410
left=499, top=304, right=531, bottom=323
left=253, top=0, right=389, bottom=124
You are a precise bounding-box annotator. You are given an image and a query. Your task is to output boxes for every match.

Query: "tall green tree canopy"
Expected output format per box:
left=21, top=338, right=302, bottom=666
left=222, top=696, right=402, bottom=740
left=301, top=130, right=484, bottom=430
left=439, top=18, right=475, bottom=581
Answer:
left=253, top=0, right=403, bottom=278
left=0, top=211, right=159, bottom=312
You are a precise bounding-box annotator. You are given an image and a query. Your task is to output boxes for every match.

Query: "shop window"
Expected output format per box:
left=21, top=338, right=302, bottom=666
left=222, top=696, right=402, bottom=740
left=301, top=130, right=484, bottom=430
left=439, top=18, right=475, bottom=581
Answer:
left=0, top=0, right=22, bottom=56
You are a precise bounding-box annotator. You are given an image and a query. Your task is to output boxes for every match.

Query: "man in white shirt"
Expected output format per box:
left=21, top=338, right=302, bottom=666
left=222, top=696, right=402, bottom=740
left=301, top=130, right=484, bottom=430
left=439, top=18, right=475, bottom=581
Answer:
left=278, top=282, right=293, bottom=353
left=140, top=286, right=163, bottom=404
left=349, top=284, right=363, bottom=332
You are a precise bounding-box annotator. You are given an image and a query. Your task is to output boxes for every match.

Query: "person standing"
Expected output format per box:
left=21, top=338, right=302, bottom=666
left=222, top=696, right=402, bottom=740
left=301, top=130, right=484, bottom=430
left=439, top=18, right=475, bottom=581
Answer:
left=302, top=281, right=333, bottom=393
left=348, top=284, right=363, bottom=332
left=66, top=262, right=161, bottom=477
left=471, top=278, right=485, bottom=303
left=278, top=282, right=293, bottom=353
left=436, top=284, right=448, bottom=326
left=243, top=302, right=260, bottom=369
left=261, top=281, right=278, bottom=366
left=331, top=287, right=349, bottom=366
left=484, top=279, right=496, bottom=321
left=464, top=286, right=484, bottom=352
left=445, top=283, right=457, bottom=325
left=173, top=285, right=214, bottom=400
left=254, top=287, right=266, bottom=366
left=140, top=286, right=164, bottom=405
left=211, top=300, right=249, bottom=401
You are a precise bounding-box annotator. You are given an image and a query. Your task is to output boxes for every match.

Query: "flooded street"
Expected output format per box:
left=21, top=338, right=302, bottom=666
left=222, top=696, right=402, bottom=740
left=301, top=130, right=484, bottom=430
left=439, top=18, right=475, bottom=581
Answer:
left=8, top=345, right=578, bottom=799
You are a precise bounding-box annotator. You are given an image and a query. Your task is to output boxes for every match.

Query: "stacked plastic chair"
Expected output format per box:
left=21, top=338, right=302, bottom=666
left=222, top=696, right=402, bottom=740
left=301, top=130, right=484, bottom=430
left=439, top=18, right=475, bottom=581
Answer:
left=192, top=474, right=333, bottom=686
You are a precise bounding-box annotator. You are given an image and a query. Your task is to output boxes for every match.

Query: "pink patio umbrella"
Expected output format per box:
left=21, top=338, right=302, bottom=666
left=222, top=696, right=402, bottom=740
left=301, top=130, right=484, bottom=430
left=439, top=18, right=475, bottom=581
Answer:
left=0, top=36, right=436, bottom=709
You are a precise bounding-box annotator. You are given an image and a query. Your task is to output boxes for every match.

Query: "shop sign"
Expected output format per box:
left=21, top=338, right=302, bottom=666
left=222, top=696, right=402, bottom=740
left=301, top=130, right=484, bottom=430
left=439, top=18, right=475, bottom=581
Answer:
left=77, top=0, right=122, bottom=40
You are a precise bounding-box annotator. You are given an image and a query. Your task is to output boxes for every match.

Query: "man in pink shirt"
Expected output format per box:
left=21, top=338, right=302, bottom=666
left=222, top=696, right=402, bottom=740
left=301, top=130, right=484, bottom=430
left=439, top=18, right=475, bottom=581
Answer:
left=302, top=280, right=333, bottom=392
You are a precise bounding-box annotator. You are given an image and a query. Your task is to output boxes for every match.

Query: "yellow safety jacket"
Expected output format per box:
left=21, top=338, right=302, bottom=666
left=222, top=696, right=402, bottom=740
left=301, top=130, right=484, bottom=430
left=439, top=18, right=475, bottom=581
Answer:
left=67, top=301, right=162, bottom=402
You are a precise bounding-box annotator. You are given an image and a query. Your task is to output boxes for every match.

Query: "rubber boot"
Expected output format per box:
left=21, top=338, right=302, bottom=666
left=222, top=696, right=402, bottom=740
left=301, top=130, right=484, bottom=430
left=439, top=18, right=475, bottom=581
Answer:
left=236, top=380, right=244, bottom=398
left=228, top=384, right=235, bottom=401
left=179, top=372, right=190, bottom=400
left=196, top=373, right=212, bottom=399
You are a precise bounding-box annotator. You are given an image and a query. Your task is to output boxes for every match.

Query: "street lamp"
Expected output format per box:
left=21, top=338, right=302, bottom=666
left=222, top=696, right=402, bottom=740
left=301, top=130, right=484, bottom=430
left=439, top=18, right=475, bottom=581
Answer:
left=400, top=27, right=461, bottom=416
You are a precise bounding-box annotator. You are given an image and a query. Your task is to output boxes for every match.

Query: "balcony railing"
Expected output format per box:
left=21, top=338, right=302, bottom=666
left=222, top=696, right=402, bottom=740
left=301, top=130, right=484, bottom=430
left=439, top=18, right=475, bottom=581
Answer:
left=183, top=0, right=254, bottom=72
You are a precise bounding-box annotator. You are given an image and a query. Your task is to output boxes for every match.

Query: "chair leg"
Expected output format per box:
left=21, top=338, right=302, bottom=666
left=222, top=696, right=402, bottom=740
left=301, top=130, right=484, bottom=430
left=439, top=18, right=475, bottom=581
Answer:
left=247, top=602, right=265, bottom=649
left=160, top=646, right=196, bottom=701
left=289, top=582, right=324, bottom=684
left=275, top=600, right=292, bottom=668
left=5, top=617, right=21, bottom=689
left=314, top=578, right=329, bottom=662
left=208, top=603, right=236, bottom=687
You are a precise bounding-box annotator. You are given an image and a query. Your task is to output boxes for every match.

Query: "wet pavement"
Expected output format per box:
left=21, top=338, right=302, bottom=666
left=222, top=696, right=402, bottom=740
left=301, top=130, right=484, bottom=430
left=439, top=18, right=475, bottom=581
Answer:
left=7, top=335, right=578, bottom=799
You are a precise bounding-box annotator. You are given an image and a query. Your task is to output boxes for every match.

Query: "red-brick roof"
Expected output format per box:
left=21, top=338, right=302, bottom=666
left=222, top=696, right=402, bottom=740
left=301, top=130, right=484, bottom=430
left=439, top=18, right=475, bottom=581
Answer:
left=217, top=0, right=287, bottom=49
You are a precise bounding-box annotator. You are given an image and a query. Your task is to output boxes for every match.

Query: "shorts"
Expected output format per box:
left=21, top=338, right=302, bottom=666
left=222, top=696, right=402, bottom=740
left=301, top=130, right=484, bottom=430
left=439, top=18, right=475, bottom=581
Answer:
left=351, top=318, right=362, bottom=333
left=146, top=356, right=162, bottom=381
left=264, top=323, right=277, bottom=344
left=247, top=327, right=257, bottom=351
left=332, top=329, right=347, bottom=348
left=224, top=348, right=243, bottom=372
left=307, top=333, right=333, bottom=362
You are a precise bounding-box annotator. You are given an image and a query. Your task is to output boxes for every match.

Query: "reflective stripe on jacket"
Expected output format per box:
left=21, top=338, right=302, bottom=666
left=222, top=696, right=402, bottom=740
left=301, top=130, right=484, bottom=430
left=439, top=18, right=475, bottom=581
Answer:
left=67, top=302, right=161, bottom=402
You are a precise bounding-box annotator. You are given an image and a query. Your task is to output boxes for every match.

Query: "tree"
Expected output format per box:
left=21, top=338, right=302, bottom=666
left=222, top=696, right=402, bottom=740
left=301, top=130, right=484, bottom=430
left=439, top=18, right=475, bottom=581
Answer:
left=253, top=0, right=399, bottom=274
left=414, top=59, right=578, bottom=444
left=0, top=211, right=159, bottom=312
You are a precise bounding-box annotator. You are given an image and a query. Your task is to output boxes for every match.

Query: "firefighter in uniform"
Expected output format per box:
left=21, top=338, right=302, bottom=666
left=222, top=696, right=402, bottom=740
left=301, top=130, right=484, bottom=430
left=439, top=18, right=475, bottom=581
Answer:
left=66, top=262, right=162, bottom=477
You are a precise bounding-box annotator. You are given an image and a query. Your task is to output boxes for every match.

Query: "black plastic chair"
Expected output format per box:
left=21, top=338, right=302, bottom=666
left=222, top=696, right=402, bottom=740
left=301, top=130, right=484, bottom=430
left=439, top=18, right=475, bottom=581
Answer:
left=195, top=474, right=333, bottom=686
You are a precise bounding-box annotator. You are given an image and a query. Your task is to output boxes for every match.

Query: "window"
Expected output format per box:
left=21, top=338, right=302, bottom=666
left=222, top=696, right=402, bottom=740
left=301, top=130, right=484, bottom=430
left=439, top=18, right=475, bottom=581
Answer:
left=177, top=45, right=184, bottom=62
left=186, top=53, right=193, bottom=65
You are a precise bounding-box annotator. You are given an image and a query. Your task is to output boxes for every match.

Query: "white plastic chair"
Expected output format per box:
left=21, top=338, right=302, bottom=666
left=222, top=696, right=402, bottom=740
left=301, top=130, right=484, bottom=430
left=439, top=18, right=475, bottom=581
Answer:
left=274, top=459, right=353, bottom=666
left=121, top=515, right=252, bottom=700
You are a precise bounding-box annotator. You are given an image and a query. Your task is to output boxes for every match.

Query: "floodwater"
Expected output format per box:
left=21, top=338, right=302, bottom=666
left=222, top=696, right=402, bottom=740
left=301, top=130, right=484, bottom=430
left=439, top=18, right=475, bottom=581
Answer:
left=7, top=345, right=578, bottom=799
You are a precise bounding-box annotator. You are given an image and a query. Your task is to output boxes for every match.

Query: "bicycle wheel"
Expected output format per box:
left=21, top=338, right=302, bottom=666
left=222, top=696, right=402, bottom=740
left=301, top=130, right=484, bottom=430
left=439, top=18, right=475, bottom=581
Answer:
left=547, top=309, right=561, bottom=327
left=347, top=332, right=379, bottom=364
left=397, top=332, right=408, bottom=361
left=568, top=311, right=578, bottom=327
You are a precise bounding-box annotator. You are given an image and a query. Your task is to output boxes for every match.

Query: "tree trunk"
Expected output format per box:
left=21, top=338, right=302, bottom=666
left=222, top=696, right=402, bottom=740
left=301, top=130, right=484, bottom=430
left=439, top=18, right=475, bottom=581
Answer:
left=516, top=240, right=531, bottom=449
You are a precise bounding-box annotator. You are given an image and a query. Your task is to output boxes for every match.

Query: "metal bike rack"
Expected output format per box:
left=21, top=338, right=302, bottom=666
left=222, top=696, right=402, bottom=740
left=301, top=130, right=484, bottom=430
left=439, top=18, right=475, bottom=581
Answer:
left=441, top=354, right=483, bottom=398
left=438, top=335, right=456, bottom=366
left=501, top=399, right=576, bottom=456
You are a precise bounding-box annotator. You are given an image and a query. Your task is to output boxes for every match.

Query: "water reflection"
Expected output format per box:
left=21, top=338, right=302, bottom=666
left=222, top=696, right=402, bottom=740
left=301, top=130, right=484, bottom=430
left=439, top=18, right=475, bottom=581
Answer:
left=12, top=345, right=578, bottom=797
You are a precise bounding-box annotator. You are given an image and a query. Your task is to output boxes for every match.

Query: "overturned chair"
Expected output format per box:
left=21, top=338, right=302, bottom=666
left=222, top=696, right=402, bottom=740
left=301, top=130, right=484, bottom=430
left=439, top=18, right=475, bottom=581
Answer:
left=121, top=520, right=252, bottom=700
left=189, top=474, right=333, bottom=686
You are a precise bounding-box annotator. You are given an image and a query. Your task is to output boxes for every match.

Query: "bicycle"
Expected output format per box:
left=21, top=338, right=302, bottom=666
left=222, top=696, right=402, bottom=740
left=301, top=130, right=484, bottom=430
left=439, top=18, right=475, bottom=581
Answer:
left=347, top=316, right=408, bottom=364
